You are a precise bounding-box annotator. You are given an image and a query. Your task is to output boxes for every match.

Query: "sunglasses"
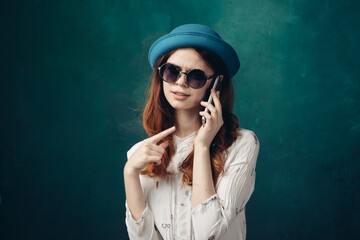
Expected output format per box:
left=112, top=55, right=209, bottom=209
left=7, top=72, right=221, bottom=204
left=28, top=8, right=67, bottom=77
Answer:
left=158, top=63, right=217, bottom=89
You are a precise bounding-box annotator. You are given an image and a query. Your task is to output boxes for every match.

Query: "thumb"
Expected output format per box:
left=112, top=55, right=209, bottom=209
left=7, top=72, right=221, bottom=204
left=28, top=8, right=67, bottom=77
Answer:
left=158, top=141, right=169, bottom=149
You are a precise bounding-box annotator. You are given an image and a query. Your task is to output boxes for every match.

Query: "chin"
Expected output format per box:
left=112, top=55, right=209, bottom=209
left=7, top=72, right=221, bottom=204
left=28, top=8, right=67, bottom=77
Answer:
left=165, top=92, right=201, bottom=111
left=169, top=100, right=201, bottom=112
left=168, top=101, right=189, bottom=110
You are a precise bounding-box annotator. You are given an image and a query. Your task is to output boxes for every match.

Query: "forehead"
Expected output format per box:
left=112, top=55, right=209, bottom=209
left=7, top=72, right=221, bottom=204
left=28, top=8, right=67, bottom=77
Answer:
left=166, top=48, right=213, bottom=73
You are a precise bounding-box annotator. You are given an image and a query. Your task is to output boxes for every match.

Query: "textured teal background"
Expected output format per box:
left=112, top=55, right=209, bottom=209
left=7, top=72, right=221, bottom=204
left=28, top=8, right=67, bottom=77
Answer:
left=1, top=0, right=359, bottom=239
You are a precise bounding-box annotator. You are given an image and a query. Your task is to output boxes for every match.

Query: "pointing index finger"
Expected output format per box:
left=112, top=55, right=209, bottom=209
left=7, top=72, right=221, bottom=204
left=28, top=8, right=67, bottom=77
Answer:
left=149, top=126, right=176, bottom=144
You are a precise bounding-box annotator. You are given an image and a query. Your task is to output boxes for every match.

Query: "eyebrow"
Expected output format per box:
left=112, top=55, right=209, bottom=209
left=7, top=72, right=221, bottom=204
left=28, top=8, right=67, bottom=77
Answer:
left=166, top=62, right=204, bottom=72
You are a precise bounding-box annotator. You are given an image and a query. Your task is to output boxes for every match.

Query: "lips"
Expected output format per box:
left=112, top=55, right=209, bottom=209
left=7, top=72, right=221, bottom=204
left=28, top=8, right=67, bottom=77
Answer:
left=172, top=91, right=190, bottom=96
left=171, top=91, right=190, bottom=100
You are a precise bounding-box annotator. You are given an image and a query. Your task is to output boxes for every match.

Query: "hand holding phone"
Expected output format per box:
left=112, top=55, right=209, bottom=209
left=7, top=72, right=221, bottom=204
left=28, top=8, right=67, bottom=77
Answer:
left=201, top=76, right=220, bottom=127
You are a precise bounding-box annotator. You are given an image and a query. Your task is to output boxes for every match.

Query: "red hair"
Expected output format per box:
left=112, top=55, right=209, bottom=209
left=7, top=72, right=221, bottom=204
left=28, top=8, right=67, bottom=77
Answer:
left=140, top=48, right=241, bottom=186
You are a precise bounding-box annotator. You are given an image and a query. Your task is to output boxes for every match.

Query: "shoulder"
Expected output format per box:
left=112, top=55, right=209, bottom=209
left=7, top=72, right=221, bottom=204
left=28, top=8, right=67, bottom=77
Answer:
left=225, top=128, right=260, bottom=167
left=235, top=128, right=259, bottom=147
left=126, top=140, right=144, bottom=159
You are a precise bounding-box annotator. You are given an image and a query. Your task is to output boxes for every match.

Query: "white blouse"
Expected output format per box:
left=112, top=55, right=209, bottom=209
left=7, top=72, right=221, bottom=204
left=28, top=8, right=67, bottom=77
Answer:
left=125, top=128, right=260, bottom=240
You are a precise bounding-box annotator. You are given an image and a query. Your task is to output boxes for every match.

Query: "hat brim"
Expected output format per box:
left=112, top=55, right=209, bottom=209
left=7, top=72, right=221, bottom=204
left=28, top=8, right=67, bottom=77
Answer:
left=148, top=32, right=240, bottom=77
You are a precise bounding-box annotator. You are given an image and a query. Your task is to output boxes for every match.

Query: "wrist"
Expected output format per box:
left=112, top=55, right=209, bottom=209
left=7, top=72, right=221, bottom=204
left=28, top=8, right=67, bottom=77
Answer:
left=124, top=163, right=140, bottom=177
left=194, top=143, right=210, bottom=152
left=194, top=137, right=210, bottom=149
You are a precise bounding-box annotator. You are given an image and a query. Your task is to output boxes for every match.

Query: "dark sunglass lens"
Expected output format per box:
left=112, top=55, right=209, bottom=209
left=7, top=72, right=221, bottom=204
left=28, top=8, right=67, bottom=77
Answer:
left=162, top=64, right=179, bottom=83
left=187, top=70, right=207, bottom=89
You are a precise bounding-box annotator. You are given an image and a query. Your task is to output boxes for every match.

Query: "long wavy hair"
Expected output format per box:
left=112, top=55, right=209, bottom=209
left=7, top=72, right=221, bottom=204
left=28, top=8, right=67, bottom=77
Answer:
left=140, top=47, right=241, bottom=187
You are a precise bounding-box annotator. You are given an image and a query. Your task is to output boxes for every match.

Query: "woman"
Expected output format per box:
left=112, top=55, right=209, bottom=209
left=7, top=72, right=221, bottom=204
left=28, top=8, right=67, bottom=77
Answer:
left=124, top=24, right=260, bottom=240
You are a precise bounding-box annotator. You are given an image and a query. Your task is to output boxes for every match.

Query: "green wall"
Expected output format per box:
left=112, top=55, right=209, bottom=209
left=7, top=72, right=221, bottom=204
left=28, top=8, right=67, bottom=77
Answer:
left=1, top=0, right=359, bottom=239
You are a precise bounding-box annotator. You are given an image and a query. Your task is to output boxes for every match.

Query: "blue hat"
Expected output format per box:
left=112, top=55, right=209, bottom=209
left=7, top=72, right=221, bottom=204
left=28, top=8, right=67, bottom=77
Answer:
left=148, top=24, right=240, bottom=77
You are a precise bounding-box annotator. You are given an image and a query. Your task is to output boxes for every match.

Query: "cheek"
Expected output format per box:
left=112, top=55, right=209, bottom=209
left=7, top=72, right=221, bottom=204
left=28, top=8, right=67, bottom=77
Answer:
left=163, top=81, right=171, bottom=91
left=190, top=89, right=209, bottom=106
left=199, top=86, right=211, bottom=101
left=162, top=82, right=172, bottom=101
left=201, top=80, right=214, bottom=99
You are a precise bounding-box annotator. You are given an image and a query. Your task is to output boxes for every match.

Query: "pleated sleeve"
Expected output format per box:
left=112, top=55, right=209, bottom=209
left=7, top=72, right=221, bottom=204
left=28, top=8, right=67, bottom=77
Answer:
left=191, top=130, right=260, bottom=239
left=124, top=141, right=163, bottom=240
left=125, top=202, right=162, bottom=240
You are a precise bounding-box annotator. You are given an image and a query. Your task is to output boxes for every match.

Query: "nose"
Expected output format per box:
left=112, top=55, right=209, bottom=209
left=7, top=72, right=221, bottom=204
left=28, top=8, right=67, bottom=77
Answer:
left=175, top=71, right=188, bottom=87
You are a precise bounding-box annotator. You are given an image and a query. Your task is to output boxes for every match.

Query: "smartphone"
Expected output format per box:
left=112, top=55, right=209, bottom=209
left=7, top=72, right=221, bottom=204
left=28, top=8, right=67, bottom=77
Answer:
left=202, top=76, right=220, bottom=126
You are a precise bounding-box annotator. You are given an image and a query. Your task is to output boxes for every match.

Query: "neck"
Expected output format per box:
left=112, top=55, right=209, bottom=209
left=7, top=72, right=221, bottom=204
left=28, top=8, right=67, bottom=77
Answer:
left=174, top=109, right=201, bottom=138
